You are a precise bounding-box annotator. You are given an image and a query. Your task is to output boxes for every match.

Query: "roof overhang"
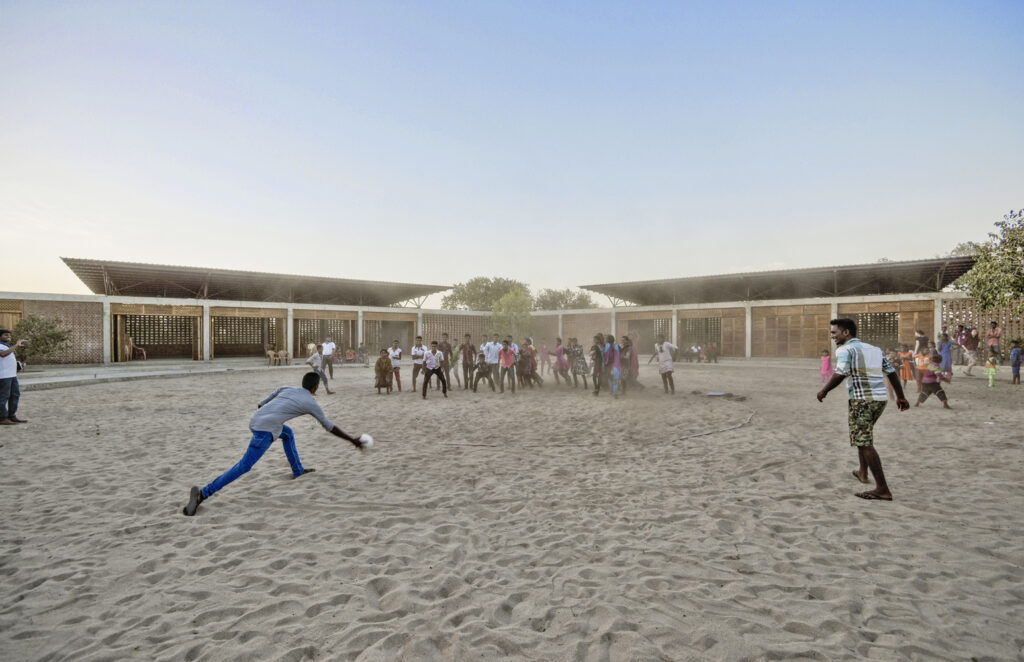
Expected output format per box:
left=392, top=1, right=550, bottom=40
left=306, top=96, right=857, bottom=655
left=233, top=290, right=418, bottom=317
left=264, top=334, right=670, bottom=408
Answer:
left=62, top=257, right=450, bottom=307
left=581, top=256, right=977, bottom=306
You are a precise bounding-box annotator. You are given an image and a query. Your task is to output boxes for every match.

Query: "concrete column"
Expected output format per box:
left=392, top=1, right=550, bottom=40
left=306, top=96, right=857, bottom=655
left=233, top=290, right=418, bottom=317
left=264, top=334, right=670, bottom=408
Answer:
left=933, top=295, right=943, bottom=339
left=671, top=309, right=679, bottom=347
left=202, top=304, right=211, bottom=361
left=286, top=308, right=295, bottom=357
left=829, top=302, right=839, bottom=354
left=102, top=300, right=111, bottom=364
left=557, top=313, right=563, bottom=339
left=357, top=310, right=364, bottom=345
left=610, top=310, right=617, bottom=337
left=417, top=311, right=423, bottom=336
left=744, top=304, right=752, bottom=359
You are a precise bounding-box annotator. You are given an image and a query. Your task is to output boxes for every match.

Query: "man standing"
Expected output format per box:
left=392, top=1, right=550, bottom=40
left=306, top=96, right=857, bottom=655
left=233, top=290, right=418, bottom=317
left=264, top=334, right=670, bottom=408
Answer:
left=410, top=336, right=427, bottom=391
left=421, top=341, right=448, bottom=399
left=438, top=333, right=455, bottom=388
left=498, top=339, right=516, bottom=393
left=0, top=329, right=27, bottom=425
left=321, top=336, right=337, bottom=379
left=817, top=318, right=909, bottom=501
left=482, top=333, right=501, bottom=385
left=459, top=333, right=476, bottom=390
left=182, top=372, right=372, bottom=516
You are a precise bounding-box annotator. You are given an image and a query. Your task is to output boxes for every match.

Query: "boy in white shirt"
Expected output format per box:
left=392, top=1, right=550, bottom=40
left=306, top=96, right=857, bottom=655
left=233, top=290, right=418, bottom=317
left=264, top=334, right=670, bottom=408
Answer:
left=410, top=336, right=428, bottom=391
left=305, top=344, right=335, bottom=394
left=387, top=340, right=403, bottom=392
left=321, top=337, right=337, bottom=379
left=422, top=341, right=448, bottom=398
left=649, top=334, right=678, bottom=394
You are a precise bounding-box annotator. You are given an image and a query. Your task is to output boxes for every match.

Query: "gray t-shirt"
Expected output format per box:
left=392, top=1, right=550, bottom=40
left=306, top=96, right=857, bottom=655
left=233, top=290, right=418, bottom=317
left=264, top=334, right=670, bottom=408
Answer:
left=249, top=386, right=334, bottom=437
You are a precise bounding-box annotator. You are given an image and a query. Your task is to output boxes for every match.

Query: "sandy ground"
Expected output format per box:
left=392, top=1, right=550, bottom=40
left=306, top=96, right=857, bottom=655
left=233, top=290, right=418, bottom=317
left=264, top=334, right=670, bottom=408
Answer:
left=1, top=359, right=1022, bottom=661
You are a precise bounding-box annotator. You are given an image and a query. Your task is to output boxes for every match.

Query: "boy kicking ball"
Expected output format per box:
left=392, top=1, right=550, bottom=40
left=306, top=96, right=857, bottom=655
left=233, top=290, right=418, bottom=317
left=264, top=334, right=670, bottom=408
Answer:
left=182, top=372, right=373, bottom=516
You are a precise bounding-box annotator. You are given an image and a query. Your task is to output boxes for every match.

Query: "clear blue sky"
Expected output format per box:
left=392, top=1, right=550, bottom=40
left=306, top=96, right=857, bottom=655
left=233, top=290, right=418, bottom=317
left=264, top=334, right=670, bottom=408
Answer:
left=2, top=1, right=1022, bottom=306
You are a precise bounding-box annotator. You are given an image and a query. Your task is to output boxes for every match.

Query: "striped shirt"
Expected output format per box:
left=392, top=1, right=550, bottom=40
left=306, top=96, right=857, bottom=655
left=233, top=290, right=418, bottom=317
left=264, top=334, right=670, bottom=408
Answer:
left=834, top=338, right=895, bottom=401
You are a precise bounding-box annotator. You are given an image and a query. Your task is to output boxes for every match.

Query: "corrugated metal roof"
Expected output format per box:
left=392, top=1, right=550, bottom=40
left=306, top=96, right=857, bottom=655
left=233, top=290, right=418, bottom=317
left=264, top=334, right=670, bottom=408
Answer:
left=581, top=257, right=977, bottom=305
left=62, top=257, right=450, bottom=306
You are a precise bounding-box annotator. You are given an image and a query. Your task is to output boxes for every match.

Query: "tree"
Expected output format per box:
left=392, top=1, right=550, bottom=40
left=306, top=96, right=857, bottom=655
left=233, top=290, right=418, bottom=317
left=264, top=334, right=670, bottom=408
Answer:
left=532, top=288, right=598, bottom=310
left=956, top=208, right=1024, bottom=314
left=441, top=277, right=532, bottom=311
left=12, top=315, right=71, bottom=365
left=491, top=288, right=533, bottom=340
left=947, top=241, right=982, bottom=257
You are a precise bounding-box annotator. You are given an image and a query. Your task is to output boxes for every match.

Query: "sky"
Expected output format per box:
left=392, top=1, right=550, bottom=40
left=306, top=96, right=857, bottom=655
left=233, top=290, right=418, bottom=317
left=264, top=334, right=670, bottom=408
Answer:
left=1, top=1, right=1022, bottom=307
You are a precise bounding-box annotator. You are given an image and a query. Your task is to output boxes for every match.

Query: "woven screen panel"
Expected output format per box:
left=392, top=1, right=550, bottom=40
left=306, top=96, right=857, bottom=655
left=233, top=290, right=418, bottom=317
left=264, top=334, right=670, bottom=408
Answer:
left=421, top=314, right=492, bottom=344
left=943, top=298, right=1023, bottom=343
left=23, top=300, right=104, bottom=364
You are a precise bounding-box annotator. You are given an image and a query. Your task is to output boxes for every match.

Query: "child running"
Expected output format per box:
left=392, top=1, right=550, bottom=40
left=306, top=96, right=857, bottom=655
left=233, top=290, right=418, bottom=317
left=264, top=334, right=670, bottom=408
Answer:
left=550, top=338, right=571, bottom=386
left=984, top=352, right=998, bottom=387
left=305, top=344, right=335, bottom=394
left=915, top=352, right=952, bottom=409
left=182, top=372, right=371, bottom=516
left=570, top=338, right=590, bottom=390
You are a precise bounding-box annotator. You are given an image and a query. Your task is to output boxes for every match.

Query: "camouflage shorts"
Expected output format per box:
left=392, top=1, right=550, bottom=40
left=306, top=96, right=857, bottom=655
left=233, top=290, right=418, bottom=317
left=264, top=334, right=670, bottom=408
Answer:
left=848, top=400, right=887, bottom=447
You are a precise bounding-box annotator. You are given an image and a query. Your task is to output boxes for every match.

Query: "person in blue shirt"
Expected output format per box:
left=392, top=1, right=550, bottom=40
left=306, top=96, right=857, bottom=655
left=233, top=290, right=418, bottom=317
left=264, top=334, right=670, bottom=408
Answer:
left=937, top=333, right=954, bottom=373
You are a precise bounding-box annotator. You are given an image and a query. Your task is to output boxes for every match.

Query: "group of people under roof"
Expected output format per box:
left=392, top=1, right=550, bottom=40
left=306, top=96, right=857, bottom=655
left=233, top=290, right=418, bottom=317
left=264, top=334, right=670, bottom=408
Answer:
left=361, top=332, right=685, bottom=398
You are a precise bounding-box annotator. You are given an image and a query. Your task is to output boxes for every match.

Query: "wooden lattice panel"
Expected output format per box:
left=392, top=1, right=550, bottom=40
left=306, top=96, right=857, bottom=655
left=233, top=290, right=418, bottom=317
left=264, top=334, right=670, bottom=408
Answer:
left=421, top=314, right=492, bottom=345
left=23, top=300, right=104, bottom=364
left=943, top=298, right=1023, bottom=344
left=0, top=300, right=25, bottom=313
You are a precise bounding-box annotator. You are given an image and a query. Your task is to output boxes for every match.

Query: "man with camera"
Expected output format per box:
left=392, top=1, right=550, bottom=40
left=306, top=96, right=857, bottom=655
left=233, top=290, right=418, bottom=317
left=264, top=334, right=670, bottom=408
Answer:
left=0, top=329, right=28, bottom=425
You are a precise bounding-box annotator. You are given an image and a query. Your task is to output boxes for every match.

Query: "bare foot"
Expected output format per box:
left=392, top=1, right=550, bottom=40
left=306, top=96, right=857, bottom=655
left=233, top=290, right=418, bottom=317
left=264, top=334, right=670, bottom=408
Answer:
left=851, top=470, right=869, bottom=484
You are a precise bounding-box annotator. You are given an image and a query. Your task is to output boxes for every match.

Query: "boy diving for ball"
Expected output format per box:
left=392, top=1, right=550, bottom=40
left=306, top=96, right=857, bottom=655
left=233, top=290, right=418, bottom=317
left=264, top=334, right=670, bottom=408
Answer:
left=182, top=372, right=372, bottom=516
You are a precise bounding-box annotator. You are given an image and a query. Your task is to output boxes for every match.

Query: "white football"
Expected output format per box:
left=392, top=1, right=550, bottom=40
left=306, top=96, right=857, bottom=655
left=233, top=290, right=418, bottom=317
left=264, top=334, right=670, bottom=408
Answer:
left=359, top=433, right=374, bottom=448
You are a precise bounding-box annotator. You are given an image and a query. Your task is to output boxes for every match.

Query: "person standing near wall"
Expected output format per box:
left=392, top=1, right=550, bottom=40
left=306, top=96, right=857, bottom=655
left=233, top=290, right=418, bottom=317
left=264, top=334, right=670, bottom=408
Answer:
left=0, top=330, right=27, bottom=425
left=987, top=321, right=1002, bottom=363
left=459, top=334, right=476, bottom=390
left=321, top=336, right=336, bottom=379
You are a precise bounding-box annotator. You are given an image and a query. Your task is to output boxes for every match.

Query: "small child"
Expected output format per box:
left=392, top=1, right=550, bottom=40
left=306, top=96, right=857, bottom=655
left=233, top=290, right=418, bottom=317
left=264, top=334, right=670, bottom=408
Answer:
left=897, top=344, right=915, bottom=388
left=916, top=352, right=952, bottom=408
left=1010, top=340, right=1021, bottom=385
left=984, top=353, right=998, bottom=387
left=374, top=349, right=392, bottom=394
left=914, top=348, right=931, bottom=393
left=819, top=349, right=833, bottom=382
left=473, top=352, right=495, bottom=392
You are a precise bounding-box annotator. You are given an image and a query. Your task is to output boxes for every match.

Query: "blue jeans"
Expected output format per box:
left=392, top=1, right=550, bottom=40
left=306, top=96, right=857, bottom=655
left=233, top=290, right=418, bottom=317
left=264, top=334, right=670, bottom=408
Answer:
left=201, top=425, right=304, bottom=499
left=0, top=377, right=19, bottom=419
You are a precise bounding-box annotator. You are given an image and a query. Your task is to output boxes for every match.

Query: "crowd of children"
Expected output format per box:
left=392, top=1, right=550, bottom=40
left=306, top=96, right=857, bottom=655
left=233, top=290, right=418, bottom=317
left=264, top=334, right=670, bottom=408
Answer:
left=363, top=332, right=685, bottom=398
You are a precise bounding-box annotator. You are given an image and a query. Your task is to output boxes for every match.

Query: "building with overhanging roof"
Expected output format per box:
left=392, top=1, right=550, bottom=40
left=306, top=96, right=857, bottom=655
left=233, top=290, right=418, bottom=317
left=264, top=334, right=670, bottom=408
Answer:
left=2, top=255, right=1020, bottom=364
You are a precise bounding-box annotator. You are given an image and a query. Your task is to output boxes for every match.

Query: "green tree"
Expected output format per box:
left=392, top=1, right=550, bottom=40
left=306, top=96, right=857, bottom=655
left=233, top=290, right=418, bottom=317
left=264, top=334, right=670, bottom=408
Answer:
left=12, top=315, right=71, bottom=365
left=957, top=208, right=1024, bottom=314
left=441, top=277, right=532, bottom=311
left=491, top=288, right=533, bottom=340
left=532, top=288, right=598, bottom=310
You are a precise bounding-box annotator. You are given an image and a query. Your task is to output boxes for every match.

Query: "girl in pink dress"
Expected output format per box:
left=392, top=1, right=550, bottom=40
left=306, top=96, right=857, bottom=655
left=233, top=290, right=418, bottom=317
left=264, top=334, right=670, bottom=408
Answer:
left=820, top=349, right=833, bottom=382
left=550, top=338, right=571, bottom=385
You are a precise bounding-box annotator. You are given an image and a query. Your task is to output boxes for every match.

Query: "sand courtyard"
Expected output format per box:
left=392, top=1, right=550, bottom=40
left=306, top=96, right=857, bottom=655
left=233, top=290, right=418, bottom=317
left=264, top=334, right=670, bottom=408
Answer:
left=1, top=360, right=1021, bottom=661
